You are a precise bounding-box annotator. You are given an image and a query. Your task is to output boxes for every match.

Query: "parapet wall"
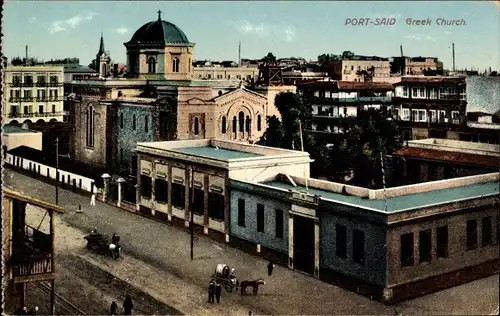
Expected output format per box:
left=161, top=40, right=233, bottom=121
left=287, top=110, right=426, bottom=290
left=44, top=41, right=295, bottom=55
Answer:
left=289, top=175, right=370, bottom=198
left=369, top=172, right=500, bottom=200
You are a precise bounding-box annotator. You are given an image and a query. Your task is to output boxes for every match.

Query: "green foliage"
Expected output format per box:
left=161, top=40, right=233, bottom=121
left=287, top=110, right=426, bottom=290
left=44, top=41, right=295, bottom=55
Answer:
left=257, top=116, right=284, bottom=147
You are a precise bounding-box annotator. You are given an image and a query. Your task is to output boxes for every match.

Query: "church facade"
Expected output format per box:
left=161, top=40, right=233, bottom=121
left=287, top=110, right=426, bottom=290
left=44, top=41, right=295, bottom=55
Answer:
left=69, top=11, right=295, bottom=178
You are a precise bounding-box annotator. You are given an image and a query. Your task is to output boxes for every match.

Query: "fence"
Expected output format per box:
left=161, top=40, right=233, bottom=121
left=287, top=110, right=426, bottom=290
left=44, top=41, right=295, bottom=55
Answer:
left=5, top=153, right=96, bottom=194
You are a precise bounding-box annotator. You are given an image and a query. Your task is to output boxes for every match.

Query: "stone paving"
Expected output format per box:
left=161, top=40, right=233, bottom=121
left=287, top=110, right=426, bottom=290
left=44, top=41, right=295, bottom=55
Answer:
left=6, top=168, right=499, bottom=315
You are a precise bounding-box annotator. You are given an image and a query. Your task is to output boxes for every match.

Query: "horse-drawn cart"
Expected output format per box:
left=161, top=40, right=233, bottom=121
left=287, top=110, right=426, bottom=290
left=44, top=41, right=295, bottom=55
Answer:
left=84, top=232, right=121, bottom=259
left=211, top=263, right=238, bottom=292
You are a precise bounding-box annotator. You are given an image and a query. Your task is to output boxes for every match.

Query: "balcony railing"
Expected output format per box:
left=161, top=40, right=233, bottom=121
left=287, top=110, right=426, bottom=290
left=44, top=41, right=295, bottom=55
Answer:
left=12, top=256, right=53, bottom=278
left=9, top=82, right=62, bottom=87
left=8, top=97, right=64, bottom=102
left=311, top=96, right=392, bottom=103
left=8, top=111, right=67, bottom=118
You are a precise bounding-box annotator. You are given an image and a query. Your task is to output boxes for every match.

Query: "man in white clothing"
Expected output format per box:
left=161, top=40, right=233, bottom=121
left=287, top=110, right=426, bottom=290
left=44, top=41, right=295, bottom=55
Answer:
left=90, top=193, right=96, bottom=206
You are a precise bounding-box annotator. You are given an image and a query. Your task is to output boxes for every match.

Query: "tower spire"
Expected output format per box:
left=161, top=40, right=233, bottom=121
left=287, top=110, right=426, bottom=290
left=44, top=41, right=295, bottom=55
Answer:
left=98, top=32, right=105, bottom=55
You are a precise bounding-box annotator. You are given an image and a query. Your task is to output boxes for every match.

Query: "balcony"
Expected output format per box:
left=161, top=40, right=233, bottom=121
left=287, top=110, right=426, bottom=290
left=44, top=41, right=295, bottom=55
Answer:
left=7, top=97, right=64, bottom=103
left=8, top=111, right=67, bottom=118
left=11, top=225, right=54, bottom=280
left=310, top=96, right=392, bottom=104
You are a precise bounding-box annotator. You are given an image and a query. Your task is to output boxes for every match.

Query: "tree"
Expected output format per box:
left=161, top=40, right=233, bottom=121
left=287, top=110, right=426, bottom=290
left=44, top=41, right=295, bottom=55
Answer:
left=257, top=116, right=284, bottom=147
left=88, top=59, right=97, bottom=71
left=340, top=108, right=402, bottom=187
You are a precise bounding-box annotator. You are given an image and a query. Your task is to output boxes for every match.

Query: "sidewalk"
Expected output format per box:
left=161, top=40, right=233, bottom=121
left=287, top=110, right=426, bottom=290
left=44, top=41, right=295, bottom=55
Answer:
left=6, top=169, right=499, bottom=315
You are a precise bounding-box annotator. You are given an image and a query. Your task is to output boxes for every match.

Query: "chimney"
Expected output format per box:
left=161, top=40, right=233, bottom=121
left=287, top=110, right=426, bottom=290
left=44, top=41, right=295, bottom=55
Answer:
left=452, top=43, right=455, bottom=72
left=238, top=41, right=241, bottom=67
left=25, top=45, right=28, bottom=64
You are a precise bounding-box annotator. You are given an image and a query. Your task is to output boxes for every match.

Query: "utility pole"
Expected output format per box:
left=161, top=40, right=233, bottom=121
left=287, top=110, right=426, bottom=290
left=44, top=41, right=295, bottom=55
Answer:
left=190, top=167, right=195, bottom=260
left=55, top=137, right=59, bottom=205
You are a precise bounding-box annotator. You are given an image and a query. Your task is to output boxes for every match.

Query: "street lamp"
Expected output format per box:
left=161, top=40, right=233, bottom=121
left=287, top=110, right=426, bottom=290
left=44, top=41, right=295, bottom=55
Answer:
left=190, top=167, right=195, bottom=261
left=55, top=137, right=59, bottom=205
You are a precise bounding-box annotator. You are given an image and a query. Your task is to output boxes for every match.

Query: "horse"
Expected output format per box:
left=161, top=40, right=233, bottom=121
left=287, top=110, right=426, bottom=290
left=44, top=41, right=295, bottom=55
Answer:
left=240, top=278, right=265, bottom=295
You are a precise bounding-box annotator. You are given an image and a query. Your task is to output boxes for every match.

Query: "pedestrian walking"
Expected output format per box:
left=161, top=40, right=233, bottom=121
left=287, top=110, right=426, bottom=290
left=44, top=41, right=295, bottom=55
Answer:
left=215, top=280, right=222, bottom=304
left=267, top=261, right=274, bottom=276
left=110, top=301, right=118, bottom=315
left=90, top=193, right=96, bottom=206
left=208, top=280, right=215, bottom=303
left=123, top=294, right=133, bottom=315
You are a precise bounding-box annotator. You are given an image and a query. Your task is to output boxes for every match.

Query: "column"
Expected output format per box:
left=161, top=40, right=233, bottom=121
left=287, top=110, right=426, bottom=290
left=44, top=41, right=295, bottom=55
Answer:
left=116, top=178, right=125, bottom=208
left=314, top=219, right=320, bottom=279
left=135, top=184, right=140, bottom=211
left=101, top=173, right=111, bottom=202
left=151, top=170, right=156, bottom=216
left=288, top=214, right=294, bottom=269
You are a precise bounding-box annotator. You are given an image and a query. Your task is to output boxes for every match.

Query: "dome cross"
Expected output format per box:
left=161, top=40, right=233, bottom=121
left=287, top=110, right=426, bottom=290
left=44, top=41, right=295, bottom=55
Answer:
left=157, top=10, right=162, bottom=21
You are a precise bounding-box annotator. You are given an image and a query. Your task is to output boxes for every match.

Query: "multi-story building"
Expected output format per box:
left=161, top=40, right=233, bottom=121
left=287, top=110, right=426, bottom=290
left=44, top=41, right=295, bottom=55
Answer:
left=3, top=66, right=66, bottom=126
left=329, top=56, right=391, bottom=82
left=392, top=76, right=467, bottom=140
left=3, top=187, right=62, bottom=314
left=391, top=138, right=499, bottom=184
left=192, top=63, right=259, bottom=82
left=131, top=138, right=499, bottom=304
left=390, top=56, right=443, bottom=76
left=299, top=79, right=393, bottom=142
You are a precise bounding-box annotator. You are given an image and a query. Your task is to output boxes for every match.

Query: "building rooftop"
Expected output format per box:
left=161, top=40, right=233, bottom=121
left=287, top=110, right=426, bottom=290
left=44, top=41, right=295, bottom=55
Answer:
left=2, top=125, right=39, bottom=134
left=404, top=138, right=500, bottom=157
left=137, top=139, right=309, bottom=163
left=261, top=179, right=499, bottom=213
left=170, top=146, right=264, bottom=160
left=394, top=76, right=466, bottom=85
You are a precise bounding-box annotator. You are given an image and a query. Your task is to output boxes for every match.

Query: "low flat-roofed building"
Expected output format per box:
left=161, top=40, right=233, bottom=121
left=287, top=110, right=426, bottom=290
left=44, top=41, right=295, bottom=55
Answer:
left=2, top=125, right=43, bottom=151
left=230, top=171, right=499, bottom=303
left=133, top=139, right=499, bottom=304
left=135, top=139, right=311, bottom=237
left=392, top=138, right=499, bottom=183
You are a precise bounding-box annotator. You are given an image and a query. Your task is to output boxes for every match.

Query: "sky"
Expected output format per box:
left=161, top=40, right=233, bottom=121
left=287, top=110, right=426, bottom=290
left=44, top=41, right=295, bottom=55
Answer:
left=4, top=1, right=500, bottom=71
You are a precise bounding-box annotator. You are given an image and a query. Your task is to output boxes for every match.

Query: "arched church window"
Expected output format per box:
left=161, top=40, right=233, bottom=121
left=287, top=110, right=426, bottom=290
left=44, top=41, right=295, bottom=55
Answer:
left=148, top=57, right=156, bottom=74
left=86, top=105, right=95, bottom=147
left=132, top=114, right=136, bottom=130
left=257, top=115, right=262, bottom=131
left=194, top=117, right=199, bottom=135
left=245, top=115, right=251, bottom=132
left=120, top=113, right=124, bottom=129
left=238, top=111, right=244, bottom=132
left=221, top=117, right=227, bottom=134
left=172, top=57, right=180, bottom=73
left=189, top=58, right=191, bottom=73
left=232, top=116, right=237, bottom=133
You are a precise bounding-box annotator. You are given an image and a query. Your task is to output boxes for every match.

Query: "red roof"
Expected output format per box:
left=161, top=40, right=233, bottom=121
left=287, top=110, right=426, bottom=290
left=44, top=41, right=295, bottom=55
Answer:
left=394, top=76, right=466, bottom=85
left=392, top=147, right=499, bottom=169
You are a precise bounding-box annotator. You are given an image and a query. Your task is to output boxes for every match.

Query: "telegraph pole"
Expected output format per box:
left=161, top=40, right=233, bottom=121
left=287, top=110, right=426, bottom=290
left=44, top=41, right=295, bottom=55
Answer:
left=55, top=137, right=59, bottom=205
left=190, top=167, right=195, bottom=260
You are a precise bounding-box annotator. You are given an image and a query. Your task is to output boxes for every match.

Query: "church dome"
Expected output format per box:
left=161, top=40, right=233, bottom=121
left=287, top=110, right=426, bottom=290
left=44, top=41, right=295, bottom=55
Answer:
left=126, top=11, right=191, bottom=45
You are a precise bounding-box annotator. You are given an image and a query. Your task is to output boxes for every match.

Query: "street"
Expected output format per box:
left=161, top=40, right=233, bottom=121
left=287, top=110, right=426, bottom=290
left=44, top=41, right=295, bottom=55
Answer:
left=7, top=168, right=500, bottom=315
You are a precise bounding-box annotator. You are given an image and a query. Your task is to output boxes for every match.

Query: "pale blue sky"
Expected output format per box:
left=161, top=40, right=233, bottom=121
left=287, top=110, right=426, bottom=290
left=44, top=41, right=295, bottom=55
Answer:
left=4, top=1, right=499, bottom=70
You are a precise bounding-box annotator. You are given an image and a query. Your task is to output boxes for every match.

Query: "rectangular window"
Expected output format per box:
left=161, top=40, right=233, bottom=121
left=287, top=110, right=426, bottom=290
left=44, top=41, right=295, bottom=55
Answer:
left=120, top=148, right=123, bottom=163
left=419, top=229, right=432, bottom=263
left=38, top=105, right=44, bottom=114
left=52, top=104, right=56, bottom=113
left=482, top=217, right=493, bottom=247
left=336, top=224, right=347, bottom=259
left=402, top=86, right=408, bottom=97
left=412, top=88, right=418, bottom=98
left=429, top=88, right=436, bottom=99
left=191, top=188, right=204, bottom=215
left=171, top=183, right=186, bottom=209
left=155, top=178, right=168, bottom=203
left=208, top=192, right=224, bottom=220
left=256, top=204, right=264, bottom=233
left=400, top=233, right=414, bottom=267
left=352, top=229, right=365, bottom=265
left=497, top=214, right=499, bottom=244
left=140, top=175, right=152, bottom=199
left=275, top=209, right=283, bottom=239
left=145, top=116, right=149, bottom=133
left=418, top=87, right=426, bottom=98
left=402, top=109, right=410, bottom=121
left=429, top=110, right=437, bottom=123
left=436, top=225, right=449, bottom=258
left=466, top=219, right=478, bottom=250
left=237, top=198, right=245, bottom=227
